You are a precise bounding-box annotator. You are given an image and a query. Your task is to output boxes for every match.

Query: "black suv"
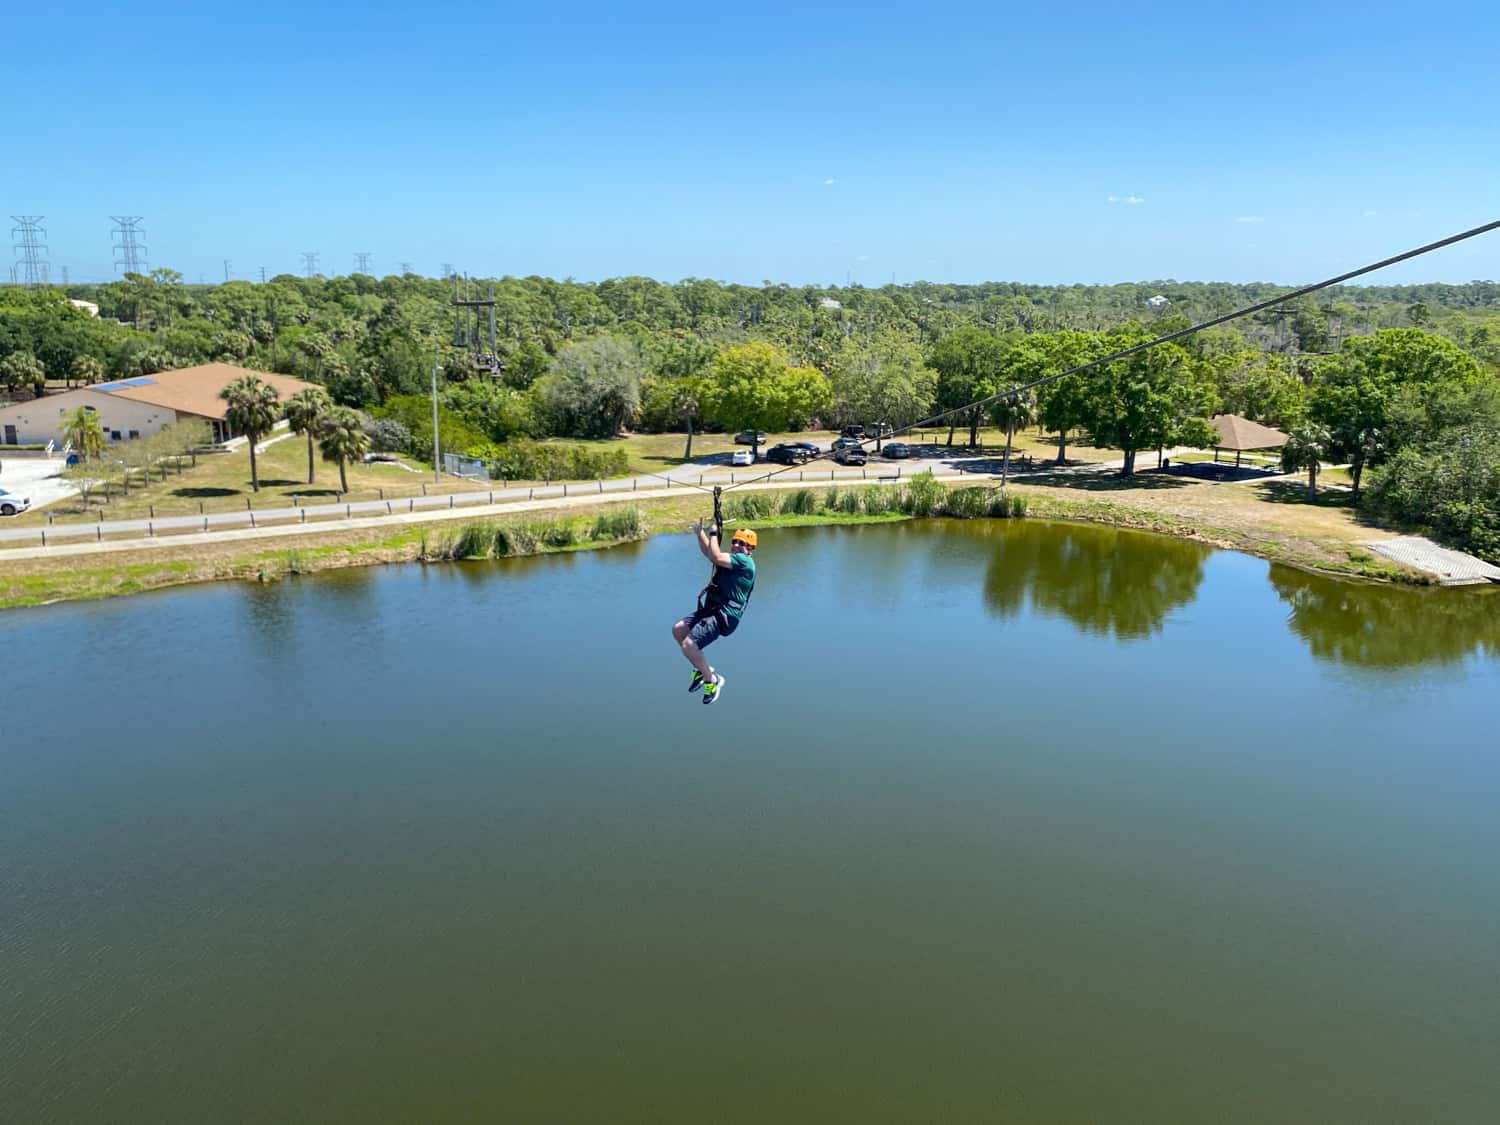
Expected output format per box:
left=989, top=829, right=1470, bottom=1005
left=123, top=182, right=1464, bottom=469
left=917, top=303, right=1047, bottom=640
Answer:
left=766, top=442, right=812, bottom=465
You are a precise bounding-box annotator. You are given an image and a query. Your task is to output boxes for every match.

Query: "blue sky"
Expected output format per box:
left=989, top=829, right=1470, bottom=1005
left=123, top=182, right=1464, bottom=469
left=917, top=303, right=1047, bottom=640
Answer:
left=9, top=0, right=1499, bottom=286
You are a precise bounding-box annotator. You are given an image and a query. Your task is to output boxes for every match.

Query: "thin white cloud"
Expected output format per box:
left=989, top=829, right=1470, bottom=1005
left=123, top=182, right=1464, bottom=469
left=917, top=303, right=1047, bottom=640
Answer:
left=1107, top=194, right=1145, bottom=205
left=856, top=254, right=871, bottom=262
left=1235, top=216, right=1265, bottom=223
left=823, top=178, right=837, bottom=186
left=1362, top=209, right=1377, bottom=217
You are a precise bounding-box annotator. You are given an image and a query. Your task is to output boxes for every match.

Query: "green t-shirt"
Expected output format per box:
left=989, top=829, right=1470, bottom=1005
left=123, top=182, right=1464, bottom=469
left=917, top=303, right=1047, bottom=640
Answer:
left=711, top=552, right=757, bottom=619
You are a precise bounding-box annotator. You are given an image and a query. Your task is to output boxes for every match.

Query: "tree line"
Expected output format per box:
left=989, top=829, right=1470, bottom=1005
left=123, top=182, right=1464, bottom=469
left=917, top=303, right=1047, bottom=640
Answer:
left=4, top=269, right=1500, bottom=557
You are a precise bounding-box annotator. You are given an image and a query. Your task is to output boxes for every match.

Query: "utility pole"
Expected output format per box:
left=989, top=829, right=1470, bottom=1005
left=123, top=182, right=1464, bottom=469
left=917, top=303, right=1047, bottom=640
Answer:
left=11, top=216, right=50, bottom=288
left=60, top=265, right=69, bottom=286
left=431, top=348, right=442, bottom=483
left=110, top=216, right=146, bottom=274
left=223, top=259, right=232, bottom=282
left=354, top=251, right=372, bottom=274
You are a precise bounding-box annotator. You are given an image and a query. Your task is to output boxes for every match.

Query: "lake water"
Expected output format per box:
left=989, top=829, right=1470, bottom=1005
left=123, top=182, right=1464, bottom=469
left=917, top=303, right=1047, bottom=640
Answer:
left=3, top=520, right=1499, bottom=1123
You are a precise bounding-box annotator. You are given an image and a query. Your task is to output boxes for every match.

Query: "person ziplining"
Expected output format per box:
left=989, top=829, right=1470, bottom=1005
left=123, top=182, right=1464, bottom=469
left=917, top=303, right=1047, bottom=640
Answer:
left=672, top=487, right=756, bottom=705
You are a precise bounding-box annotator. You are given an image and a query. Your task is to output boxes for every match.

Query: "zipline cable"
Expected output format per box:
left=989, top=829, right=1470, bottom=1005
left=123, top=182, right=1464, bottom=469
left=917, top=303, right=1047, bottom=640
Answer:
left=720, top=217, right=1500, bottom=494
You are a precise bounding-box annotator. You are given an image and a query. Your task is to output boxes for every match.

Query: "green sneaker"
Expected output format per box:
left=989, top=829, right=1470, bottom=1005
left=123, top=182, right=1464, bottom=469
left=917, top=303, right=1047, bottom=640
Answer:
left=688, top=670, right=705, bottom=694
left=701, top=673, right=725, bottom=705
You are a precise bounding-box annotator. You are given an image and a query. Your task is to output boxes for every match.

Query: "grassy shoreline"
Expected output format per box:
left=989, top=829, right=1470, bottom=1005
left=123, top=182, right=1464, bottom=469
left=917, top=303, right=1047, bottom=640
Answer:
left=0, top=476, right=1429, bottom=611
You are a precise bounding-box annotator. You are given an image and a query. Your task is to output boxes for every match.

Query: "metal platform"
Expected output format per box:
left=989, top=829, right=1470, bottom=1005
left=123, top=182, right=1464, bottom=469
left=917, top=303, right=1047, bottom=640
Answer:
left=1368, top=537, right=1500, bottom=586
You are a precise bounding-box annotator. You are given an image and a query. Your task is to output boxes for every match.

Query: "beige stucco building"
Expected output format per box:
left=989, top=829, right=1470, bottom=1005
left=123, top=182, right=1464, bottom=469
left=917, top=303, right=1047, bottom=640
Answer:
left=0, top=363, right=315, bottom=448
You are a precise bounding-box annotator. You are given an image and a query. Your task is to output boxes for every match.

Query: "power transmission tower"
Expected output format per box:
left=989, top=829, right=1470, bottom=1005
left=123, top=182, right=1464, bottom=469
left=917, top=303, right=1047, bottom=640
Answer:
left=61, top=265, right=70, bottom=286
left=354, top=251, right=372, bottom=273
left=259, top=266, right=267, bottom=283
left=440, top=262, right=455, bottom=279
left=223, top=259, right=232, bottom=282
left=399, top=261, right=412, bottom=275
left=110, top=216, right=147, bottom=274
left=301, top=251, right=320, bottom=278
left=11, top=216, right=50, bottom=288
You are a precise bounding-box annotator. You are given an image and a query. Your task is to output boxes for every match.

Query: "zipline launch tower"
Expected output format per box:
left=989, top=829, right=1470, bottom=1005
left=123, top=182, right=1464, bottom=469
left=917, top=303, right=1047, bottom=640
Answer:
left=451, top=275, right=500, bottom=376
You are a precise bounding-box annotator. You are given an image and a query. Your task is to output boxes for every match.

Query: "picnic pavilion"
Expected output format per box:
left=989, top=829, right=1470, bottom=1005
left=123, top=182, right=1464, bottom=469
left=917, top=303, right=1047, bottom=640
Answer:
left=1209, top=413, right=1288, bottom=468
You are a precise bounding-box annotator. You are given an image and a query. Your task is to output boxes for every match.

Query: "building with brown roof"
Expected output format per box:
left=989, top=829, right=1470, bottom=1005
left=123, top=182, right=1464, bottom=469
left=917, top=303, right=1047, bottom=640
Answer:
left=0, top=363, right=316, bottom=448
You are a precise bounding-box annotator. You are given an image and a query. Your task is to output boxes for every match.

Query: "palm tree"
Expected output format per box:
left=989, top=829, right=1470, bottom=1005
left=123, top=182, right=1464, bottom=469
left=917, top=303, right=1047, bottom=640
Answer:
left=317, top=406, right=371, bottom=494
left=1281, top=422, right=1332, bottom=499
left=1, top=351, right=46, bottom=397
left=285, top=386, right=332, bottom=485
left=672, top=378, right=706, bottom=460
left=69, top=354, right=104, bottom=388
left=992, top=389, right=1038, bottom=486
left=219, top=374, right=283, bottom=492
left=61, top=405, right=107, bottom=461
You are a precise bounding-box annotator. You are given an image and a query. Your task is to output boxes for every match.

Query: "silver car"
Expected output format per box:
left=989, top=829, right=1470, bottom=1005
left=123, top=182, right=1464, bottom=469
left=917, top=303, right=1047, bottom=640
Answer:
left=0, top=487, right=32, bottom=516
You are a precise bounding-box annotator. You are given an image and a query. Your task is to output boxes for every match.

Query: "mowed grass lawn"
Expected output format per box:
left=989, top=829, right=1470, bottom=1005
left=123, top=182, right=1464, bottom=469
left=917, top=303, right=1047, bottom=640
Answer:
left=18, top=426, right=1120, bottom=528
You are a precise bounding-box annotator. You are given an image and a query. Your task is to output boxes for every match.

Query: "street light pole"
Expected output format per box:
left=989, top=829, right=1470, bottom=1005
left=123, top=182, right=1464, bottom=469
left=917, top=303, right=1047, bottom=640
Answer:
left=431, top=348, right=441, bottom=483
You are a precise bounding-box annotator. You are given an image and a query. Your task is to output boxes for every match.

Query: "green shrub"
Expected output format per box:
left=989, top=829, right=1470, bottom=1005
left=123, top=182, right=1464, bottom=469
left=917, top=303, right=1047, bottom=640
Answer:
left=989, top=490, right=1028, bottom=518
left=489, top=438, right=630, bottom=482
left=591, top=507, right=645, bottom=541
left=726, top=492, right=777, bottom=521
left=538, top=522, right=577, bottom=548
left=861, top=485, right=900, bottom=515
left=780, top=488, right=819, bottom=515
left=945, top=487, right=992, bottom=519
left=494, top=524, right=540, bottom=556
left=453, top=524, right=495, bottom=558
left=902, top=472, right=946, bottom=517
left=837, top=489, right=862, bottom=514
left=824, top=486, right=842, bottom=510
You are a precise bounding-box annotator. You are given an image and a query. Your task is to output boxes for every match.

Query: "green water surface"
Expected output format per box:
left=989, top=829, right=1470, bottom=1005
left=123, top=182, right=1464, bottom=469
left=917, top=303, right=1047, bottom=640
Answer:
left=3, top=520, right=1498, bottom=1122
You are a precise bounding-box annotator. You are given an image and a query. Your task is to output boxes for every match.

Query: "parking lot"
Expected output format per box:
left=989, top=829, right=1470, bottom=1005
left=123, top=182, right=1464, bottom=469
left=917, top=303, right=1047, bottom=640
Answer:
left=723, top=438, right=1053, bottom=478
left=0, top=455, right=74, bottom=514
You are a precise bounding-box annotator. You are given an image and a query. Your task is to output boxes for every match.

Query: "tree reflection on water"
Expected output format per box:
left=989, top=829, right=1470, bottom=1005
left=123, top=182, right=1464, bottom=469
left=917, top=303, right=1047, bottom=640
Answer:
left=1270, top=566, right=1500, bottom=668
left=983, top=521, right=1208, bottom=639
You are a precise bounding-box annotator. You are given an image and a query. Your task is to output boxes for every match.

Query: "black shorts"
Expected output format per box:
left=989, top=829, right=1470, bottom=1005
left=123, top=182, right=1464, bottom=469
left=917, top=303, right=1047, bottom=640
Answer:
left=683, top=605, right=739, bottom=649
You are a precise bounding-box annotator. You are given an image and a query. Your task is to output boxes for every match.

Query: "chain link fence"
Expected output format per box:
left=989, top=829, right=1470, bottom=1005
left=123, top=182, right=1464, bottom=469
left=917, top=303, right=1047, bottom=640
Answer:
left=442, top=453, right=490, bottom=482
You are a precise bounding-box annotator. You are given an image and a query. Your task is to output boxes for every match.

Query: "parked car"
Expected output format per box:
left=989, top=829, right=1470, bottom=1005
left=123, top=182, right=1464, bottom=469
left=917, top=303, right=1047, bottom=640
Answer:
left=730, top=449, right=755, bottom=466
left=881, top=442, right=912, bottom=459
left=766, top=442, right=811, bottom=465
left=734, top=431, right=768, bottom=445
left=0, top=487, right=31, bottom=516
left=841, top=425, right=866, bottom=439
left=831, top=436, right=864, bottom=452
left=833, top=446, right=868, bottom=466
left=868, top=422, right=894, bottom=438
left=791, top=441, right=821, bottom=457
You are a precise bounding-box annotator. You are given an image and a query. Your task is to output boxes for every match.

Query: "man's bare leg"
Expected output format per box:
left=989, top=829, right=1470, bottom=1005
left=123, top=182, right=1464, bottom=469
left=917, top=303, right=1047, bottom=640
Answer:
left=673, top=619, right=714, bottom=681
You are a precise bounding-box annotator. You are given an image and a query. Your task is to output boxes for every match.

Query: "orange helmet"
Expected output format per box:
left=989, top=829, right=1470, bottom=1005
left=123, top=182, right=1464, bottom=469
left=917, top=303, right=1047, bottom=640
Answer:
left=731, top=528, right=757, bottom=549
